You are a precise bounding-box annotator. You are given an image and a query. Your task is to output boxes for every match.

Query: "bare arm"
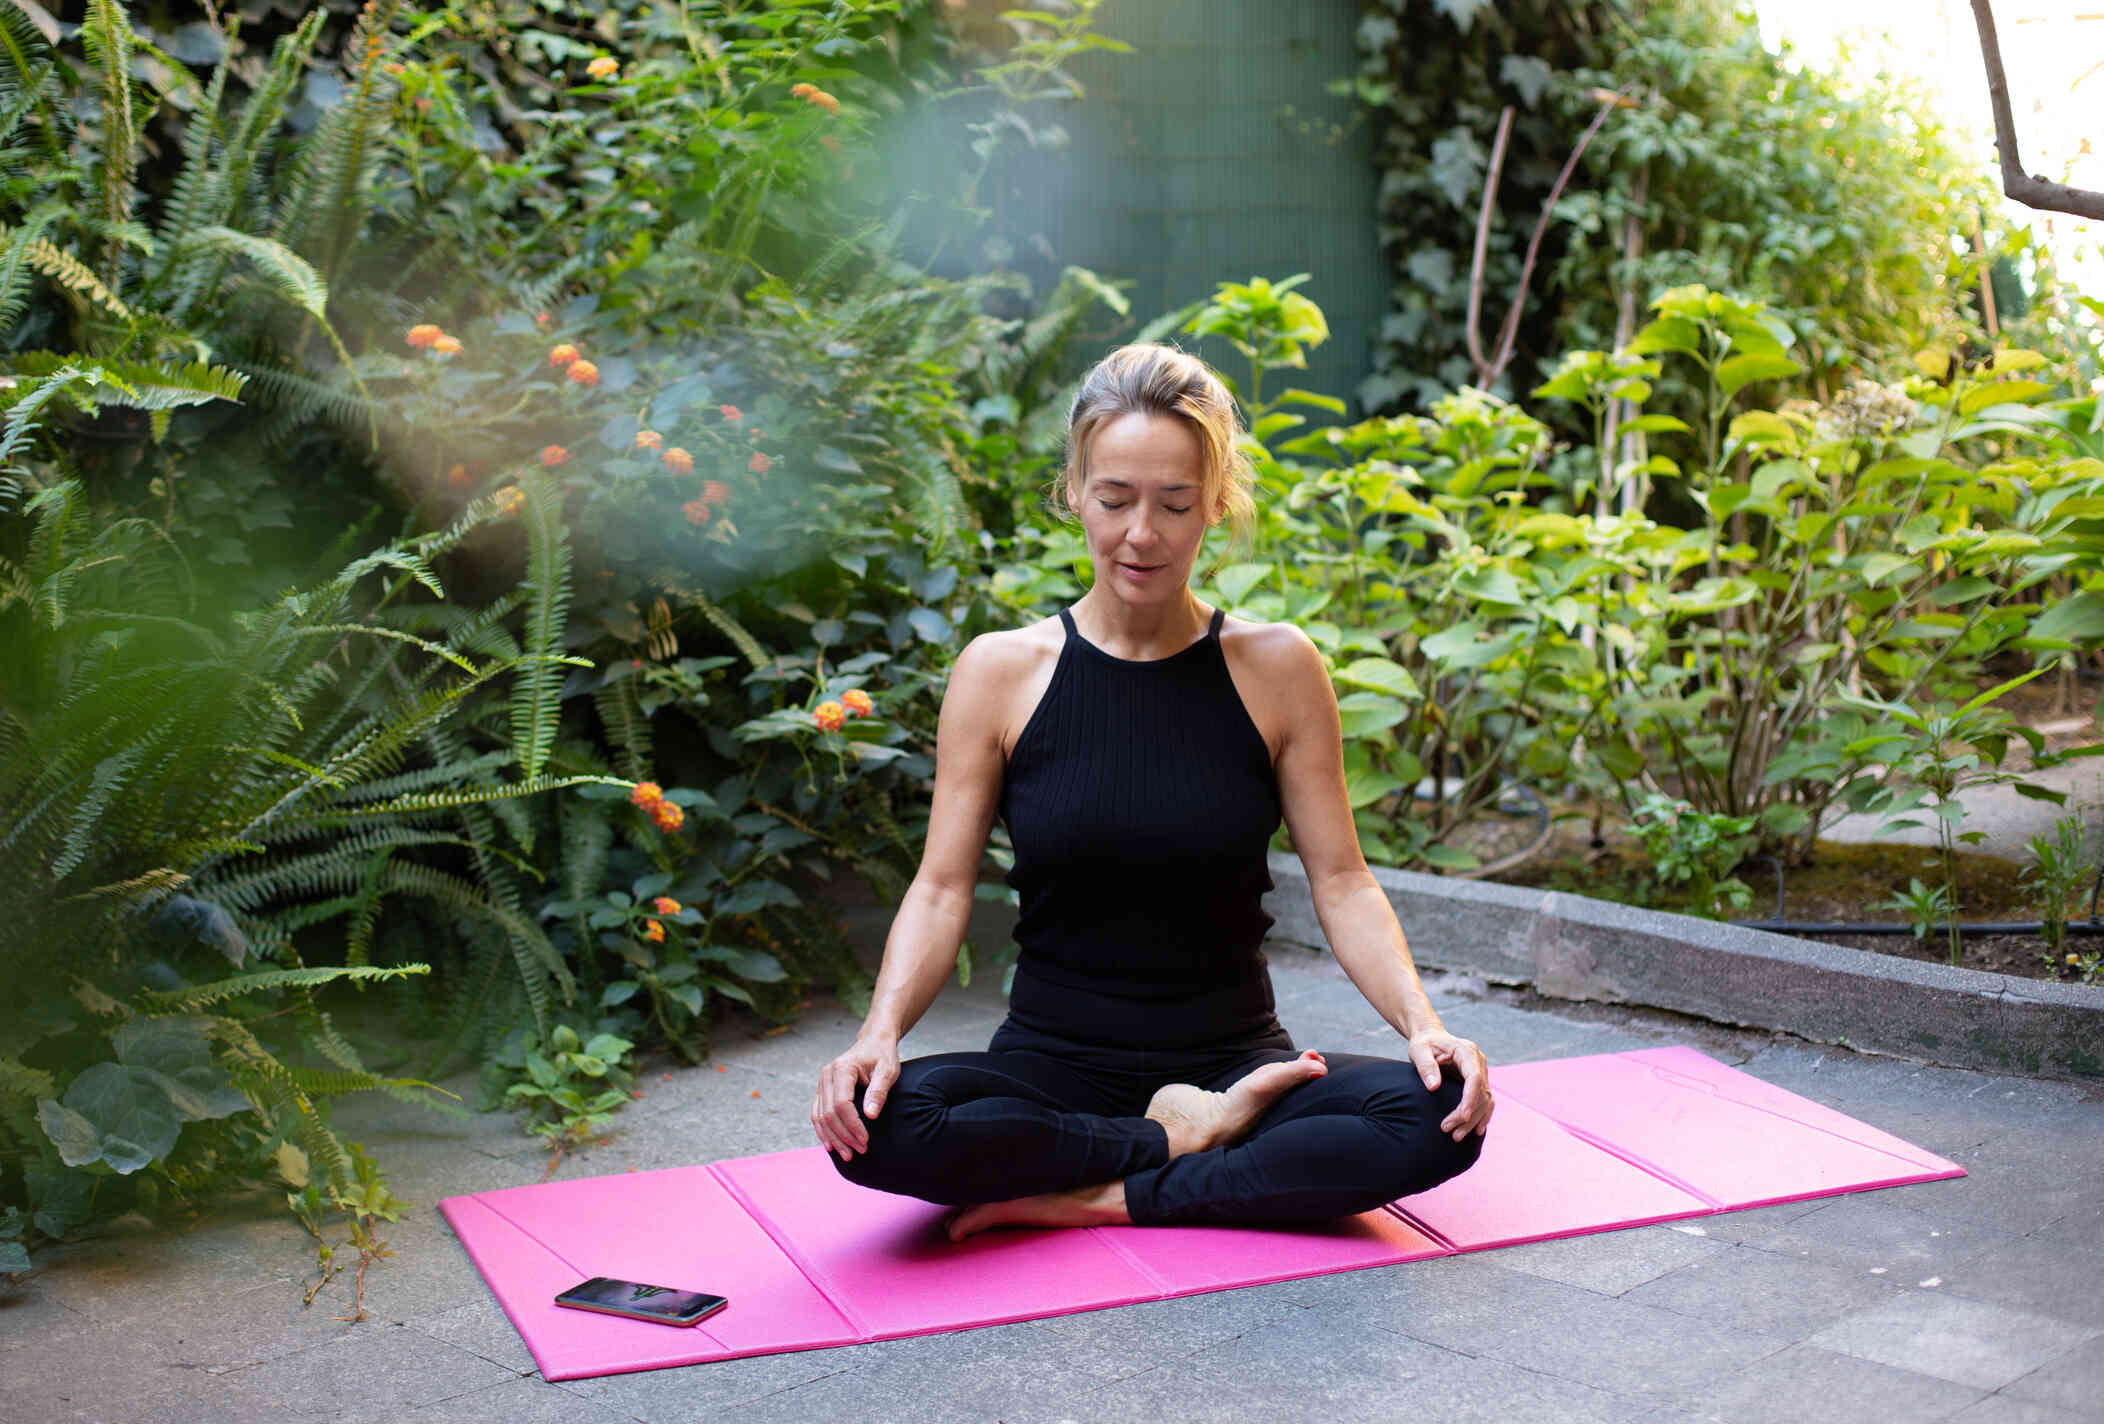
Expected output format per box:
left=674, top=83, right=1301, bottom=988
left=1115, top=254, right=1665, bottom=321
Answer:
left=811, top=633, right=1013, bottom=1159
left=1267, top=627, right=1494, bottom=1141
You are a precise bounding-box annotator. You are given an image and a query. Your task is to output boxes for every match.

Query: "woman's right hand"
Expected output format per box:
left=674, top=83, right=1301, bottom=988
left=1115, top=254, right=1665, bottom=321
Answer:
left=812, top=1034, right=900, bottom=1162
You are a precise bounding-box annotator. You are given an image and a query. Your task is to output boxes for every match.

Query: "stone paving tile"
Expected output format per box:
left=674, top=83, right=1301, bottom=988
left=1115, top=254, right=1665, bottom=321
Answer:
left=1870, top=1127, right=2104, bottom=1235
left=230, top=1321, right=517, bottom=1417
left=1252, top=1249, right=1782, bottom=1401
left=121, top=1276, right=362, bottom=1372
left=1033, top=1303, right=1646, bottom=1424
left=392, top=1375, right=626, bottom=1424
left=1944, top=1396, right=2097, bottom=1424
left=2000, top=1333, right=2104, bottom=1416
left=97, top=1370, right=311, bottom=1424
left=1723, top=1191, right=2022, bottom=1279
left=1671, top=1340, right=1985, bottom=1424
left=707, top=1320, right=1149, bottom=1424
left=1804, top=1290, right=2102, bottom=1392
left=1619, top=1242, right=1904, bottom=1339
left=0, top=1278, right=83, bottom=1347
left=403, top=1296, right=539, bottom=1376
left=1491, top=1222, right=1732, bottom=1295
left=1927, top=1228, right=2104, bottom=1322
left=556, top=1343, right=858, bottom=1420
left=1025, top=1280, right=1313, bottom=1371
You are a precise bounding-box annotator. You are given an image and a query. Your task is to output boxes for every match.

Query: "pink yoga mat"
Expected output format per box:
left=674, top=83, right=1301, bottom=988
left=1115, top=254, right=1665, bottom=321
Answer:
left=439, top=1046, right=1964, bottom=1381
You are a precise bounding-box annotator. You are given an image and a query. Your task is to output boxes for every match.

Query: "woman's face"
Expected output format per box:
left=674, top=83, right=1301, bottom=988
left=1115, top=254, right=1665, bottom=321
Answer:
left=1070, top=411, right=1214, bottom=606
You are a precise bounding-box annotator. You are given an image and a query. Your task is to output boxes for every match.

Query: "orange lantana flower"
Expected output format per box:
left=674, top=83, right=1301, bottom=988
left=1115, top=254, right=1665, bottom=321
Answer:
left=682, top=499, right=712, bottom=526
left=653, top=896, right=682, bottom=915
left=491, top=487, right=525, bottom=517
left=813, top=701, right=846, bottom=732
left=548, top=343, right=581, bottom=369
left=540, top=444, right=570, bottom=467
left=840, top=689, right=873, bottom=717
left=719, top=404, right=742, bottom=422
left=806, top=89, right=840, bottom=114
left=634, top=429, right=664, bottom=451
left=748, top=451, right=773, bottom=475
left=790, top=82, right=815, bottom=99
left=652, top=801, right=685, bottom=832
left=432, top=333, right=462, bottom=355
left=566, top=359, right=600, bottom=388
left=629, top=781, right=664, bottom=809
left=662, top=447, right=694, bottom=476
left=640, top=919, right=666, bottom=943
left=406, top=323, right=443, bottom=348
left=587, top=55, right=619, bottom=81
left=701, top=480, right=731, bottom=507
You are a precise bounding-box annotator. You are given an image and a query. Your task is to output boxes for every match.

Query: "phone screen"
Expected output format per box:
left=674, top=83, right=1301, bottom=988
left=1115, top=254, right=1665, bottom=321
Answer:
left=554, top=1276, right=729, bottom=1325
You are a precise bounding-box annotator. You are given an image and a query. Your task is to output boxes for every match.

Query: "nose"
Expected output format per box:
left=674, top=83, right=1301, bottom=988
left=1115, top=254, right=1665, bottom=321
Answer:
left=1123, top=507, right=1160, bottom=552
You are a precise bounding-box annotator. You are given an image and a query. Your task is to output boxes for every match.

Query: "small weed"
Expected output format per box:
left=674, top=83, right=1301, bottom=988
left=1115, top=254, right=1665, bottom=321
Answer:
left=1876, top=877, right=1954, bottom=943
left=2020, top=813, right=2090, bottom=956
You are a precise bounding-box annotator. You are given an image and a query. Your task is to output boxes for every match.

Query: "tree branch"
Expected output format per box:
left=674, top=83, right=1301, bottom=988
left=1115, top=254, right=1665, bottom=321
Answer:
left=1970, top=0, right=2104, bottom=222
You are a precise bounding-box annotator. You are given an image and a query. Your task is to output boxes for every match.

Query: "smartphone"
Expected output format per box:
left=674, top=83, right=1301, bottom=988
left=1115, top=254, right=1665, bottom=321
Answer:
left=553, top=1276, right=729, bottom=1327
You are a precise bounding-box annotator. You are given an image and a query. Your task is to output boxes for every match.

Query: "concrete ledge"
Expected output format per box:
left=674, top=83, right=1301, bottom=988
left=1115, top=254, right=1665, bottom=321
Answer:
left=1262, top=852, right=2104, bottom=1081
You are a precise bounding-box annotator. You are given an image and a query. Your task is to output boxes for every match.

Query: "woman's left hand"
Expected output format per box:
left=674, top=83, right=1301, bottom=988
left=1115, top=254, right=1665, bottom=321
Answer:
left=1406, top=1030, right=1493, bottom=1141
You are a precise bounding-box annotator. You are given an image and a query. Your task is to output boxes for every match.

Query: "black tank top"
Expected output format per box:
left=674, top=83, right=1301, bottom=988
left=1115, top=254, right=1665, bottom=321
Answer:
left=997, top=606, right=1285, bottom=1049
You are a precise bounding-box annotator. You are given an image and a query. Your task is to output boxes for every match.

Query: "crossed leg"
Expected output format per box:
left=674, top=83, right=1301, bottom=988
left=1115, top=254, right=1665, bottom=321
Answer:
left=832, top=1041, right=1481, bottom=1238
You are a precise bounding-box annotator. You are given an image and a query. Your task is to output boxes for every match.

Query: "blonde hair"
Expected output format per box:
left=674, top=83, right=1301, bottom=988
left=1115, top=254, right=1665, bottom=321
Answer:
left=1052, top=343, right=1256, bottom=547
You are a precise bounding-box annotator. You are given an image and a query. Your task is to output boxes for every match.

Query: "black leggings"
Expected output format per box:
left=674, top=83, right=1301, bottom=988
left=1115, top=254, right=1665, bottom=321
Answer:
left=833, top=1018, right=1484, bottom=1227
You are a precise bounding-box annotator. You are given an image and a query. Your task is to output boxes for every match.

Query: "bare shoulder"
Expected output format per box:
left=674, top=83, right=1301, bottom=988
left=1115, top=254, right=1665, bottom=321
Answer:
left=1219, top=615, right=1327, bottom=693
left=948, top=617, right=1066, bottom=759
left=1217, top=615, right=1332, bottom=758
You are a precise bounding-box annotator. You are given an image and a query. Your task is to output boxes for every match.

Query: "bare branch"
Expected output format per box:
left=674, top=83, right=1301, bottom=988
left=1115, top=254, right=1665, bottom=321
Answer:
left=1970, top=0, right=2104, bottom=222
left=1464, top=107, right=1516, bottom=386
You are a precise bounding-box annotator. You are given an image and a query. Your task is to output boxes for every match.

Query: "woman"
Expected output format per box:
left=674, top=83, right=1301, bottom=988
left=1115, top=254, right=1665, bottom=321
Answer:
left=809, top=343, right=1492, bottom=1241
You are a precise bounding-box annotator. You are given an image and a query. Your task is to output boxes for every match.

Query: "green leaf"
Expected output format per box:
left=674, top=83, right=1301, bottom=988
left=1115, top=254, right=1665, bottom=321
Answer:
left=1959, top=380, right=2054, bottom=415
left=1452, top=566, right=1524, bottom=604
left=1419, top=842, right=1481, bottom=871
left=1335, top=693, right=1410, bottom=738
left=2029, top=591, right=2104, bottom=646
left=1344, top=765, right=1406, bottom=809
left=42, top=1063, right=183, bottom=1172
left=1333, top=657, right=1419, bottom=700
left=1628, top=316, right=1700, bottom=356
left=1212, top=562, right=1272, bottom=607
left=1715, top=353, right=1803, bottom=400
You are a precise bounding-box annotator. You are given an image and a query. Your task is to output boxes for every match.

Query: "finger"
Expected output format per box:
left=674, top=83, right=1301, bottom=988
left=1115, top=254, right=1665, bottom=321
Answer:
left=863, top=1061, right=897, bottom=1119
left=830, top=1096, right=868, bottom=1152
left=1408, top=1040, right=1442, bottom=1091
left=1443, top=1054, right=1490, bottom=1136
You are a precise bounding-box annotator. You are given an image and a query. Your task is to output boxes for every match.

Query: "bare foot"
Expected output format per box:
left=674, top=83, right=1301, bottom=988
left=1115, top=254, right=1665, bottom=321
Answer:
left=947, top=1180, right=1129, bottom=1242
left=1145, top=1050, right=1327, bottom=1159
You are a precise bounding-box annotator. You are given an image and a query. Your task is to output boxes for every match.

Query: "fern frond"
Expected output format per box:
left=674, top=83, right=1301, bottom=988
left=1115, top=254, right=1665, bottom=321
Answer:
left=143, top=962, right=428, bottom=1012
left=591, top=677, right=651, bottom=781
left=0, top=224, right=130, bottom=322
left=80, top=0, right=138, bottom=288
left=336, top=774, right=623, bottom=819
left=689, top=590, right=770, bottom=669
left=510, top=471, right=572, bottom=778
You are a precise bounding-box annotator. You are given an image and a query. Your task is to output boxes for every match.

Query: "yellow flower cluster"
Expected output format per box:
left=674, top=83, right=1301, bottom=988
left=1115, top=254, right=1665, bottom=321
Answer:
left=587, top=55, right=620, bottom=81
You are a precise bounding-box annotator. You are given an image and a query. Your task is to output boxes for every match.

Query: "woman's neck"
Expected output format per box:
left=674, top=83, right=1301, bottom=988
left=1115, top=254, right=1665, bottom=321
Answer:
left=1071, top=589, right=1209, bottom=661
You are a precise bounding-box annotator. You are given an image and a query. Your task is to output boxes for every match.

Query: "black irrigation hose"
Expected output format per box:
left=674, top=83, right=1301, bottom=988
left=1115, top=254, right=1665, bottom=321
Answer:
left=1731, top=856, right=2104, bottom=940
left=1733, top=919, right=2104, bottom=937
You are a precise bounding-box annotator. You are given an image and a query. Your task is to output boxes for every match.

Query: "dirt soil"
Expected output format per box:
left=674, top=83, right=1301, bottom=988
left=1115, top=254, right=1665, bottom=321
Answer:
left=1471, top=814, right=2099, bottom=986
